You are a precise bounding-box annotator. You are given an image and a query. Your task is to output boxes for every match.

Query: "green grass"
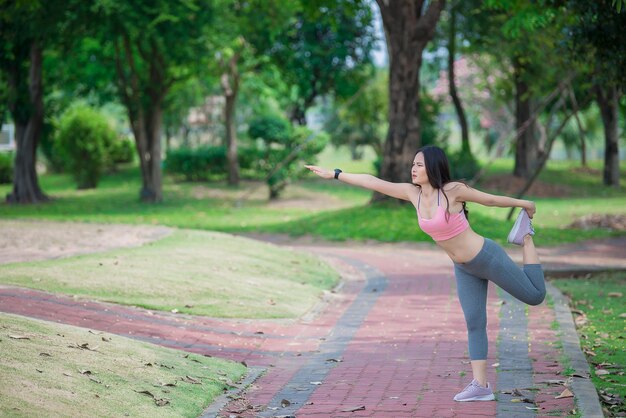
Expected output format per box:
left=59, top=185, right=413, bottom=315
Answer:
left=0, top=156, right=623, bottom=246
left=552, top=272, right=626, bottom=415
left=0, top=312, right=246, bottom=417
left=0, top=229, right=339, bottom=319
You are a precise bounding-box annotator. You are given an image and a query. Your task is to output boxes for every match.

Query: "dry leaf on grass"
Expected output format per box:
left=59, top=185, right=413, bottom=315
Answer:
left=595, top=369, right=610, bottom=376
left=180, top=375, right=202, bottom=385
left=607, top=292, right=623, bottom=298
left=9, top=335, right=30, bottom=340
left=134, top=390, right=170, bottom=407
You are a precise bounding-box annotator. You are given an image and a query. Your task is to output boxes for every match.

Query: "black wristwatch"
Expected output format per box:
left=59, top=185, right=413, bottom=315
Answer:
left=334, top=168, right=342, bottom=180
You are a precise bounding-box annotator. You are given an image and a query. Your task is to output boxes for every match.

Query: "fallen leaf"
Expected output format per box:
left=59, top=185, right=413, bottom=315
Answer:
left=63, top=372, right=72, bottom=377
left=545, top=379, right=567, bottom=385
left=102, top=337, right=111, bottom=342
left=281, top=399, right=291, bottom=408
left=39, top=352, right=52, bottom=357
left=595, top=369, right=610, bottom=376
left=608, top=292, right=622, bottom=298
left=9, top=335, right=30, bottom=340
left=184, top=304, right=193, bottom=308
left=36, top=369, right=43, bottom=373
left=89, top=376, right=102, bottom=384
left=556, top=388, right=574, bottom=399
left=78, top=369, right=92, bottom=375
left=341, top=406, right=366, bottom=412
left=181, top=375, right=202, bottom=385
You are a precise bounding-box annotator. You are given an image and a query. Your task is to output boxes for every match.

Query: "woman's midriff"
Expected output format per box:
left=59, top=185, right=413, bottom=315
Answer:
left=434, top=227, right=485, bottom=264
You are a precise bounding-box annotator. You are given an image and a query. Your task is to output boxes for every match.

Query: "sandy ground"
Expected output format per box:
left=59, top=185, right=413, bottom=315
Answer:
left=0, top=220, right=172, bottom=264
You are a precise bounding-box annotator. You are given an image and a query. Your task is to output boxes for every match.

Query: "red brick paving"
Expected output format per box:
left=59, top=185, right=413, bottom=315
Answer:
left=1, top=237, right=624, bottom=417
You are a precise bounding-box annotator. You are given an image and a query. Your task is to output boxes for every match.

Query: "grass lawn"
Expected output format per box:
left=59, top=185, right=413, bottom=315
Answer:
left=0, top=312, right=246, bottom=417
left=0, top=155, right=623, bottom=246
left=551, top=272, right=626, bottom=416
left=0, top=228, right=339, bottom=319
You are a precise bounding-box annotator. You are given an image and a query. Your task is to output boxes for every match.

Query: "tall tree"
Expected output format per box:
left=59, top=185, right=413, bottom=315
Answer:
left=210, top=0, right=296, bottom=186
left=374, top=0, right=446, bottom=191
left=92, top=0, right=214, bottom=202
left=272, top=0, right=376, bottom=125
left=0, top=0, right=63, bottom=203
left=566, top=0, right=625, bottom=187
left=446, top=3, right=470, bottom=155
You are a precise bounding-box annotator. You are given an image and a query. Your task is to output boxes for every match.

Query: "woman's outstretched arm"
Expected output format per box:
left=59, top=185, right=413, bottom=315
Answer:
left=448, top=182, right=536, bottom=217
left=305, top=165, right=418, bottom=202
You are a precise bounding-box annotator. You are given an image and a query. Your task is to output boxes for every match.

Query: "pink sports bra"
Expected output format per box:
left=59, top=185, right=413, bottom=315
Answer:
left=417, top=189, right=469, bottom=242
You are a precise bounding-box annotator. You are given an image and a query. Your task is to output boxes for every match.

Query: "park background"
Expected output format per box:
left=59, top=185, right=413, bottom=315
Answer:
left=1, top=0, right=625, bottom=417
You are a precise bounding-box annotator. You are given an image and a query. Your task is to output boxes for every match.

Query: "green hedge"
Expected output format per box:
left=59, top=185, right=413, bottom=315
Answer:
left=0, top=152, right=12, bottom=184
left=165, top=146, right=261, bottom=181
left=55, top=106, right=116, bottom=189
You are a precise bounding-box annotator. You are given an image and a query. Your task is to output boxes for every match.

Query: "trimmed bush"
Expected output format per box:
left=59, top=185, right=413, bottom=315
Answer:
left=55, top=106, right=116, bottom=189
left=107, top=137, right=135, bottom=166
left=249, top=113, right=329, bottom=199
left=165, top=146, right=227, bottom=181
left=0, top=152, right=13, bottom=184
left=449, top=150, right=480, bottom=181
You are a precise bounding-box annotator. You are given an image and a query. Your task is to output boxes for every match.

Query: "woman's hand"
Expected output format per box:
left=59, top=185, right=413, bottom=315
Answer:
left=524, top=200, right=536, bottom=218
left=305, top=165, right=334, bottom=180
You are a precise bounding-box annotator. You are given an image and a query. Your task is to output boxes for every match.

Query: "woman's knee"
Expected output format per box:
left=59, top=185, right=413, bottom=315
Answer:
left=526, top=290, right=546, bottom=306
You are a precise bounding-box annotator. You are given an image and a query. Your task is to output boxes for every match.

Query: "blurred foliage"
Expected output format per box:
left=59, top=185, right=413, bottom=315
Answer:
left=54, top=105, right=116, bottom=189
left=248, top=113, right=329, bottom=198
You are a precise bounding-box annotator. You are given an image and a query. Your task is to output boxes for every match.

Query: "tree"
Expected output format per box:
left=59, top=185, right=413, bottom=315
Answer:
left=209, top=0, right=297, bottom=186
left=91, top=0, right=214, bottom=202
left=566, top=0, right=625, bottom=187
left=272, top=0, right=377, bottom=125
left=322, top=68, right=388, bottom=160
left=374, top=0, right=446, bottom=193
left=445, top=3, right=471, bottom=155
left=0, top=0, right=63, bottom=203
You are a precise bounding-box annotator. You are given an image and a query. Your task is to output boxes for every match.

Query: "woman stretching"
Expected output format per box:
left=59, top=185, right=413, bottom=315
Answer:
left=305, top=145, right=545, bottom=402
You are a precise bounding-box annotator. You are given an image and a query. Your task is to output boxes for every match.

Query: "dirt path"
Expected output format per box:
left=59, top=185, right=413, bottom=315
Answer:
left=0, top=220, right=172, bottom=264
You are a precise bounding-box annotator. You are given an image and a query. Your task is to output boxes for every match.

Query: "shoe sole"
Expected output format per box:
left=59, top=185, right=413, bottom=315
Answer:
left=454, top=394, right=496, bottom=402
left=507, top=210, right=526, bottom=245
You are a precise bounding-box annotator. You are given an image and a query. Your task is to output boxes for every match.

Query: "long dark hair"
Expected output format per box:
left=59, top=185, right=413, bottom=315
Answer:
left=414, top=145, right=469, bottom=221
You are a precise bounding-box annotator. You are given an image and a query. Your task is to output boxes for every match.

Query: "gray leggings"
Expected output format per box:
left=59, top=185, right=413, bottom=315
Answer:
left=453, top=238, right=545, bottom=360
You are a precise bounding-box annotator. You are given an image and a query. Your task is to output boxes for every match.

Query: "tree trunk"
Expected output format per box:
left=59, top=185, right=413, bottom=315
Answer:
left=513, top=57, right=538, bottom=178
left=6, top=41, right=48, bottom=204
left=595, top=84, right=620, bottom=187
left=221, top=61, right=240, bottom=186
left=374, top=0, right=445, bottom=201
left=447, top=7, right=470, bottom=155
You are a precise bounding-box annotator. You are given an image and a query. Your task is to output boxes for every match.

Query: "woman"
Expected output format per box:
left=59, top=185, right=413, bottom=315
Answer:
left=305, top=145, right=545, bottom=402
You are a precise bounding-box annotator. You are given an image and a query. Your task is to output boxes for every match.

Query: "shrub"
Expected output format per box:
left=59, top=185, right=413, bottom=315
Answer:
left=107, top=137, right=135, bottom=166
left=0, top=152, right=13, bottom=184
left=165, top=147, right=227, bottom=181
left=449, top=150, right=480, bottom=181
left=55, top=106, right=116, bottom=189
left=249, top=114, right=329, bottom=199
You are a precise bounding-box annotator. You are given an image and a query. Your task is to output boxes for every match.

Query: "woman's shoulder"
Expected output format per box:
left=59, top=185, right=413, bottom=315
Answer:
left=443, top=181, right=468, bottom=192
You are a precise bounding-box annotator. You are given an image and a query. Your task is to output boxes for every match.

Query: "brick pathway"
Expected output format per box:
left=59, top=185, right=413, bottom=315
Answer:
left=1, top=237, right=624, bottom=417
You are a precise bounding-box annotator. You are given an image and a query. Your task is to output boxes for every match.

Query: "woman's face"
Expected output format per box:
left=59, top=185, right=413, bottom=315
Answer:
left=411, top=152, right=428, bottom=185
